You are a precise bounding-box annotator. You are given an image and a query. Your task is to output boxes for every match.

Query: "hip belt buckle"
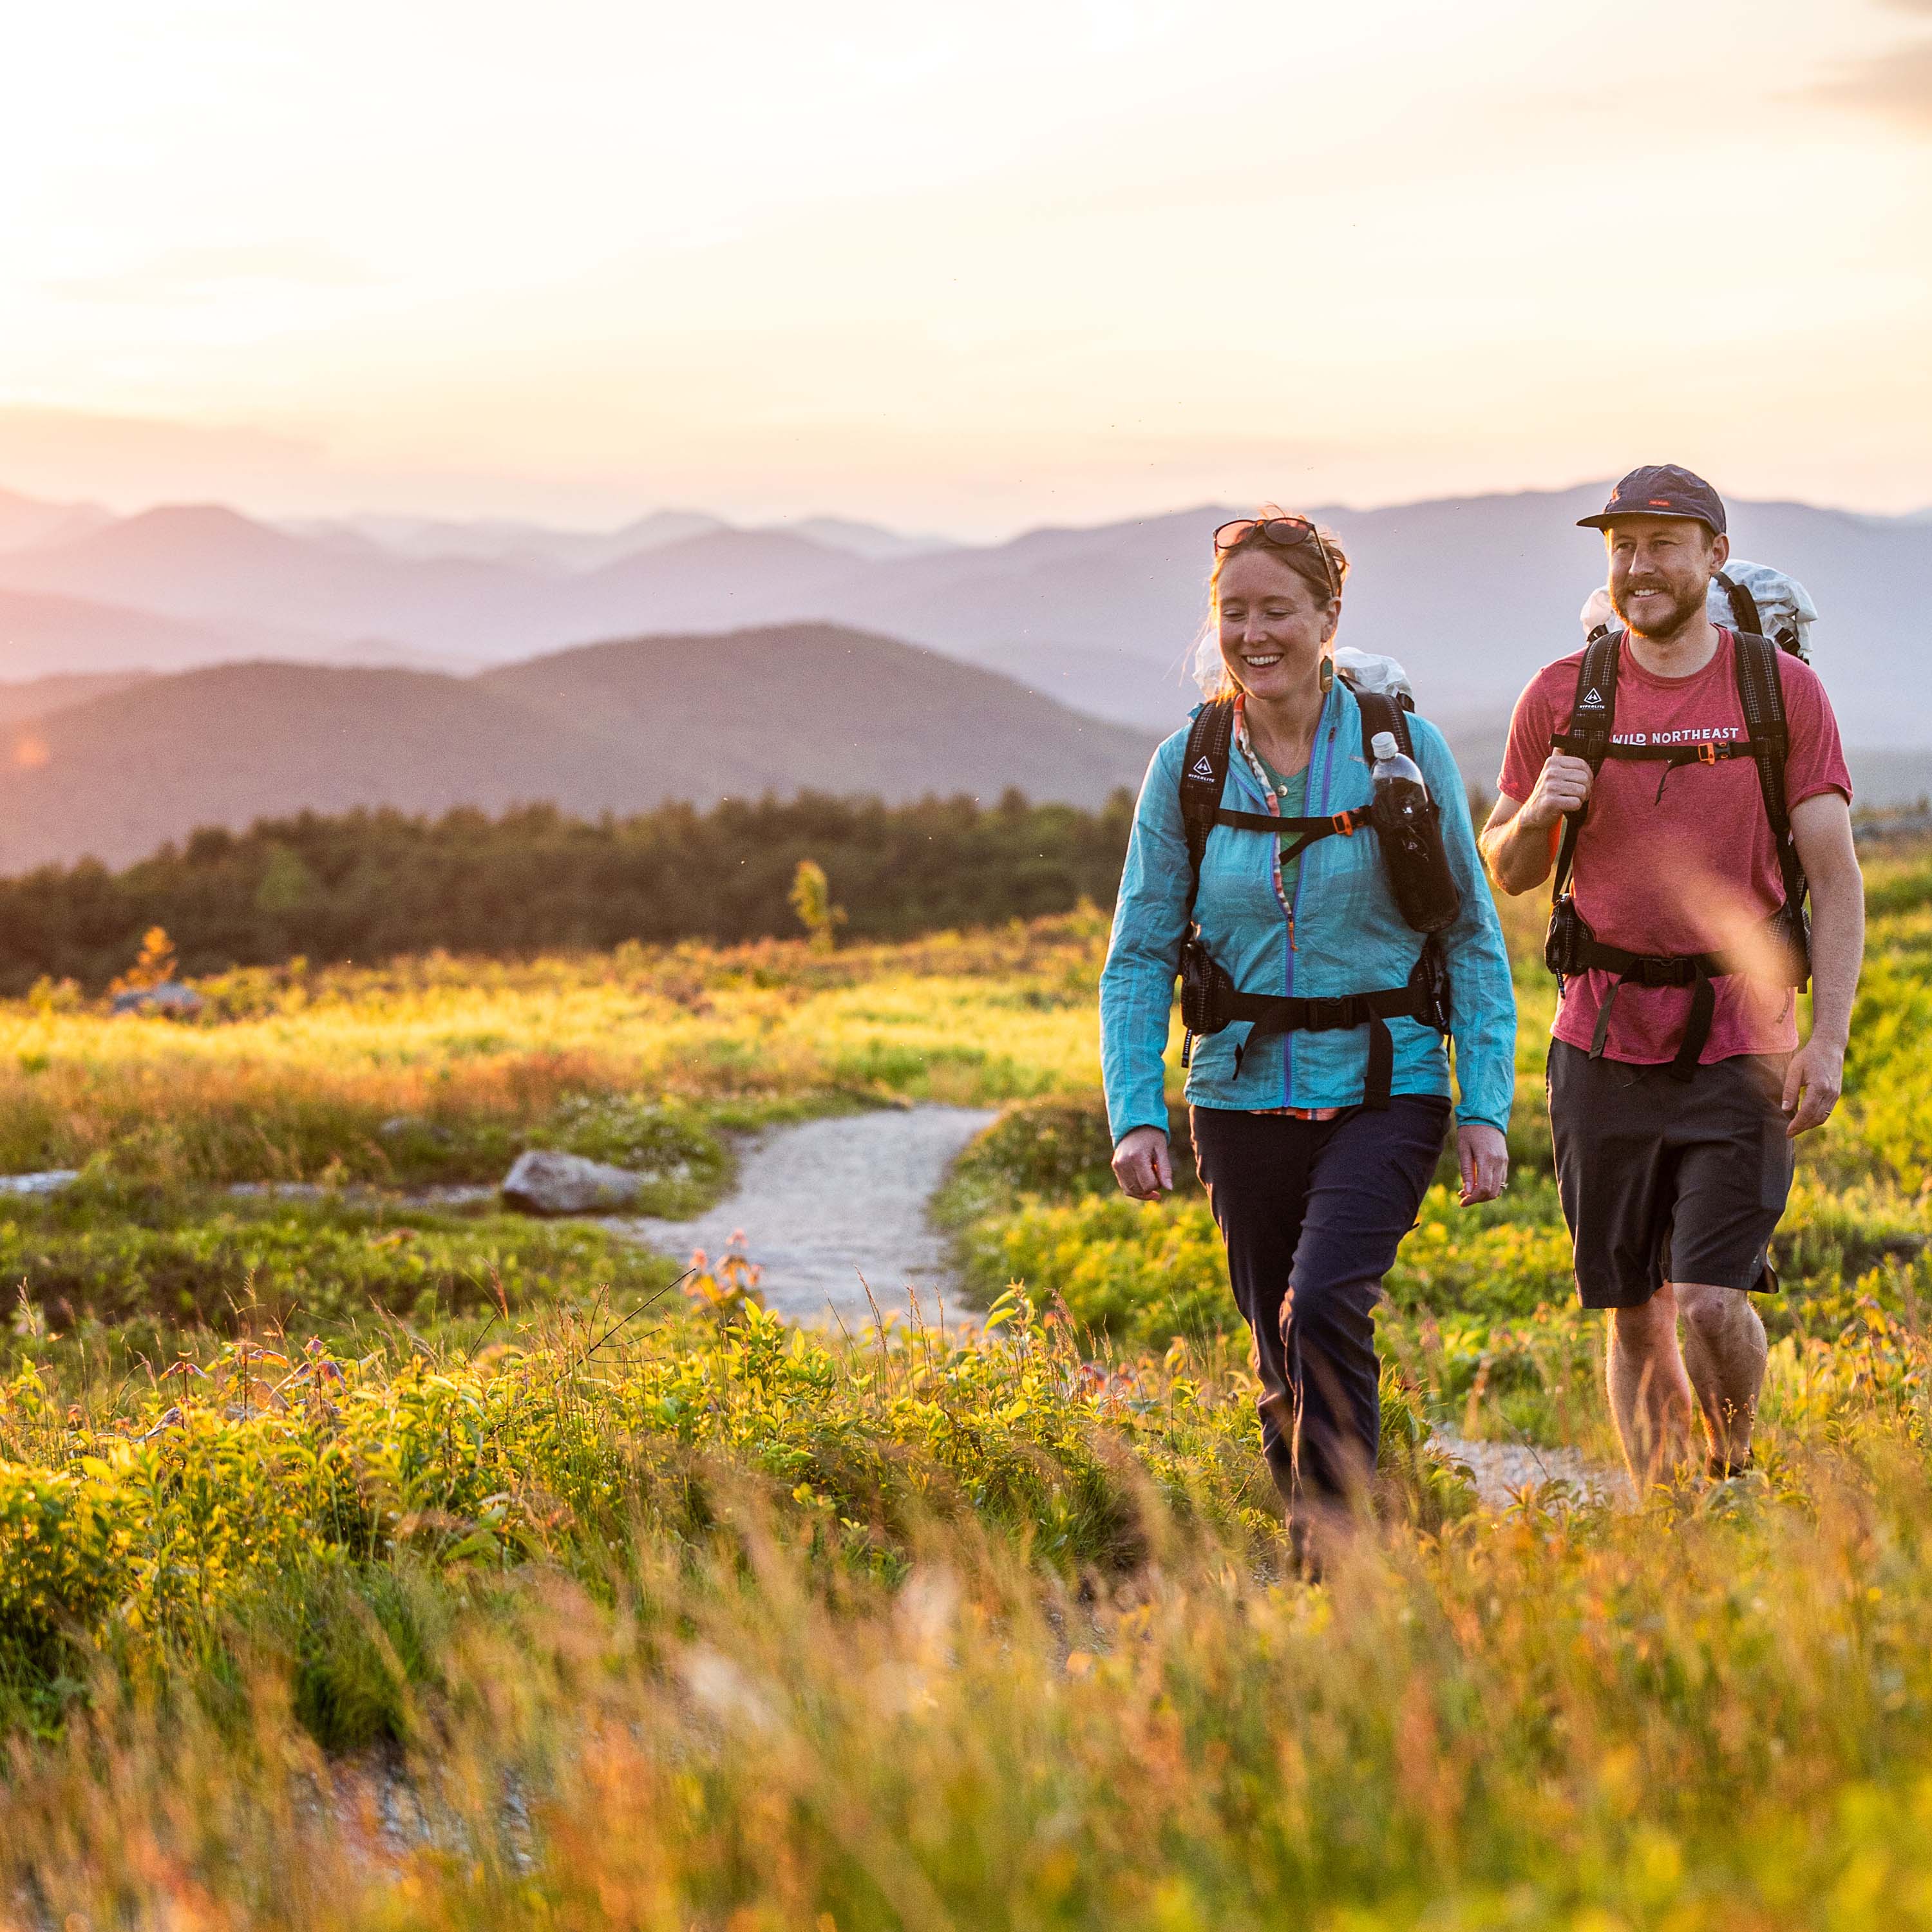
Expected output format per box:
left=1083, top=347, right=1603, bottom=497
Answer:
left=1631, top=957, right=1695, bottom=989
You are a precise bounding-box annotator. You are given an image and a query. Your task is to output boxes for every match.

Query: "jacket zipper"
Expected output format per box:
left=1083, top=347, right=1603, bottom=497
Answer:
left=1283, top=690, right=1340, bottom=1105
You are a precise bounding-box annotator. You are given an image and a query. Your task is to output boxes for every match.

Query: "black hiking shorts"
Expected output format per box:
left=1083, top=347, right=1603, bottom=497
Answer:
left=1547, top=1040, right=1796, bottom=1311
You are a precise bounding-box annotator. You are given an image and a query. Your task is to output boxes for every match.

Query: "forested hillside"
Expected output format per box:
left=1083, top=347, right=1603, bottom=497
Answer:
left=0, top=623, right=1152, bottom=871
left=0, top=790, right=1136, bottom=993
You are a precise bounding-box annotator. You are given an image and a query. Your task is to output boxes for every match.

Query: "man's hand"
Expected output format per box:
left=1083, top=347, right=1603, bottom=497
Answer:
left=1520, top=752, right=1595, bottom=831
left=1112, top=1126, right=1173, bottom=1202
left=1456, top=1122, right=1509, bottom=1204
left=1785, top=791, right=1861, bottom=1142
left=1782, top=1036, right=1845, bottom=1137
left=1481, top=756, right=1595, bottom=895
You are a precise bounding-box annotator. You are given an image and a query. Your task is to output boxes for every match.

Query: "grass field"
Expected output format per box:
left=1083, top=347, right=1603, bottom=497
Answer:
left=1, top=855, right=1930, bottom=1927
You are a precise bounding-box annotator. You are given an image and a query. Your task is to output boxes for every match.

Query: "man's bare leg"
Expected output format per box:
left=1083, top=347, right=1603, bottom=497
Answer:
left=1674, top=1280, right=1766, bottom=1473
left=1607, top=1283, right=1697, bottom=1487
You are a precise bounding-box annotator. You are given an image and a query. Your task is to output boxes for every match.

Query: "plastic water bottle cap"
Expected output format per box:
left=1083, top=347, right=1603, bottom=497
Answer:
left=1370, top=732, right=1399, bottom=761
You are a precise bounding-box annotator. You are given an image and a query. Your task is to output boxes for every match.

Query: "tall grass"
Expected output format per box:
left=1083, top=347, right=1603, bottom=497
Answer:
left=0, top=916, right=1110, bottom=1184
left=0, top=1295, right=1300, bottom=1732
left=3, top=1332, right=1931, bottom=1927
left=0, top=855, right=1929, bottom=1926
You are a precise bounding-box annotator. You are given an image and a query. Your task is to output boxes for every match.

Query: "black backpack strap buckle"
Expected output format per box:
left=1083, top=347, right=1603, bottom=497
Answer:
left=1650, top=740, right=1728, bottom=804
left=1298, top=994, right=1353, bottom=1031
left=1629, top=956, right=1695, bottom=989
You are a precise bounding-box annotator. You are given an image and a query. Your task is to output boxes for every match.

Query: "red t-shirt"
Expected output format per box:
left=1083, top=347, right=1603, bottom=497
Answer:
left=1499, top=632, right=1852, bottom=1065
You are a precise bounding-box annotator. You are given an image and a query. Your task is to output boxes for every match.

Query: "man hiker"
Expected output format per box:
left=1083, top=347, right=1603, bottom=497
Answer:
left=1481, top=464, right=1864, bottom=1486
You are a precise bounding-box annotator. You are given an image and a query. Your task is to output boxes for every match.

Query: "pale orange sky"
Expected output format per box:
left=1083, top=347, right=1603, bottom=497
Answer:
left=3, top=0, right=1929, bottom=537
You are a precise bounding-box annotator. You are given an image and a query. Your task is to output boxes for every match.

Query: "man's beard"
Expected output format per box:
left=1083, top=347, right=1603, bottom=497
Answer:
left=1610, top=578, right=1704, bottom=640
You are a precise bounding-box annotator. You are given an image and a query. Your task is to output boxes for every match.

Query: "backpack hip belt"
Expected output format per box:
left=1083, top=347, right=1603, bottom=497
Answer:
left=1205, top=948, right=1452, bottom=1104
left=1544, top=627, right=1811, bottom=1081
left=1175, top=685, right=1455, bottom=1110
left=1544, top=909, right=1805, bottom=1080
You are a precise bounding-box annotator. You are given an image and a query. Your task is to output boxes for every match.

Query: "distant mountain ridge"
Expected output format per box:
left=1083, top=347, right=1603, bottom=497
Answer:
left=283, top=507, right=955, bottom=571
left=0, top=622, right=1151, bottom=873
left=0, top=480, right=1924, bottom=751
left=283, top=507, right=730, bottom=572
left=0, top=583, right=411, bottom=680
left=0, top=486, right=113, bottom=556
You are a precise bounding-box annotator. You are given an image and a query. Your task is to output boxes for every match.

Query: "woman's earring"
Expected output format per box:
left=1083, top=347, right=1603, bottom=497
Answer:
left=1318, top=657, right=1334, bottom=694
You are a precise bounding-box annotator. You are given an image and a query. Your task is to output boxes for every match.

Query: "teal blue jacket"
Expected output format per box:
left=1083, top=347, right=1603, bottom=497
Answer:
left=1099, top=682, right=1517, bottom=1141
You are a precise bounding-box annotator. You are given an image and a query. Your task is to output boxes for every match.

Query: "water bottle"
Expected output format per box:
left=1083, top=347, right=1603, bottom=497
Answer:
left=1369, top=731, right=1463, bottom=934
left=1370, top=732, right=1423, bottom=791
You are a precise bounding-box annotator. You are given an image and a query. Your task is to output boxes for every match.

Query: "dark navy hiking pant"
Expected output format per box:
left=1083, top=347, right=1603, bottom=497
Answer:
left=1191, top=1099, right=1449, bottom=1515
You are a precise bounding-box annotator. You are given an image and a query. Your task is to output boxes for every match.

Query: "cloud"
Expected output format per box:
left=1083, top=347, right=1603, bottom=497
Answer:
left=52, top=244, right=375, bottom=303
left=1804, top=35, right=1932, bottom=131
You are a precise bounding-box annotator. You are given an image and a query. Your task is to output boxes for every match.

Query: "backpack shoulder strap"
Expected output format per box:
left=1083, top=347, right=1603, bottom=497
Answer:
left=1550, top=630, right=1623, bottom=898
left=1177, top=699, right=1235, bottom=920
left=1714, top=570, right=1763, bottom=641
left=1350, top=685, right=1414, bottom=764
left=1730, top=630, right=1806, bottom=905
left=1554, top=629, right=1622, bottom=763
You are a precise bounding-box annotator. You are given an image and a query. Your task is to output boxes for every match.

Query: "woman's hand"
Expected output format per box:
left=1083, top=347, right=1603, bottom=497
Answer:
left=1112, top=1126, right=1173, bottom=1202
left=1456, top=1122, right=1508, bottom=1206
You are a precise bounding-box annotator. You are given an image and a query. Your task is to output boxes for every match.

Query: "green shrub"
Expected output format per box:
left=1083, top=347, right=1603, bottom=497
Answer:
left=937, top=1094, right=1199, bottom=1231
left=0, top=1298, right=1283, bottom=1721
left=1383, top=1185, right=1577, bottom=1321
left=0, top=1191, right=679, bottom=1369
left=0, top=1455, right=132, bottom=1690
left=961, top=1195, right=1232, bottom=1349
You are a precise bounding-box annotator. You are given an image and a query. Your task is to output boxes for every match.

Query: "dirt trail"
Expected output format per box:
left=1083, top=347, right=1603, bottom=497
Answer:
left=613, top=1104, right=1627, bottom=1505
left=617, top=1105, right=998, bottom=1327
left=1431, top=1428, right=1631, bottom=1509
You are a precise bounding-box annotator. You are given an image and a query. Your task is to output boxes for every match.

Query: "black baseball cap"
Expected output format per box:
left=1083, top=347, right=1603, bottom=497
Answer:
left=1577, top=464, right=1727, bottom=537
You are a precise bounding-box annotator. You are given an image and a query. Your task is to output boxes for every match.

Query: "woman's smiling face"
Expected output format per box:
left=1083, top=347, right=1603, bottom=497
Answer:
left=1215, top=547, right=1337, bottom=703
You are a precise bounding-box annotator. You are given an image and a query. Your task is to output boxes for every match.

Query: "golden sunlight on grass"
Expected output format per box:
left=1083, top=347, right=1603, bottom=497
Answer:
left=0, top=858, right=1927, bottom=1925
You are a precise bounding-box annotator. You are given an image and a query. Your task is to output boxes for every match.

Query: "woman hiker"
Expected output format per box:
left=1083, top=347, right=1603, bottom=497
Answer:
left=1099, top=511, right=1517, bottom=1555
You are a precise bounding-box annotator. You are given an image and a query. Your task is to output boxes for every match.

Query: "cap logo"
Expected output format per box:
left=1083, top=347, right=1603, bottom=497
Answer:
left=1189, top=755, right=1215, bottom=780
left=1647, top=497, right=1672, bottom=507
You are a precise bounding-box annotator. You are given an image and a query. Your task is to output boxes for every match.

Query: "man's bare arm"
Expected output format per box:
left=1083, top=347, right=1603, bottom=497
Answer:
left=1780, top=791, right=1863, bottom=1135
left=1479, top=752, right=1595, bottom=895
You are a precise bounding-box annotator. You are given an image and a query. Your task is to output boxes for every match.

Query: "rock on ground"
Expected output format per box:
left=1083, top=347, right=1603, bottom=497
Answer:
left=501, top=1150, right=643, bottom=1217
left=0, top=1170, right=79, bottom=1195
left=109, top=981, right=204, bottom=1016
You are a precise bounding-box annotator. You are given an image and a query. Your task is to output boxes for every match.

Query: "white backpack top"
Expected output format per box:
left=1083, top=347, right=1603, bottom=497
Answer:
left=1707, top=561, right=1817, bottom=659
left=1332, top=646, right=1415, bottom=705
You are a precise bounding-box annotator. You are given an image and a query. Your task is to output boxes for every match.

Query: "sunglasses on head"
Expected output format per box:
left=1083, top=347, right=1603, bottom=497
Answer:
left=1213, top=515, right=1338, bottom=600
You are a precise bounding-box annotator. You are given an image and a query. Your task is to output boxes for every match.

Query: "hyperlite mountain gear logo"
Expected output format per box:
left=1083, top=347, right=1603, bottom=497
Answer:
left=1581, top=688, right=1605, bottom=708
left=1189, top=755, right=1216, bottom=779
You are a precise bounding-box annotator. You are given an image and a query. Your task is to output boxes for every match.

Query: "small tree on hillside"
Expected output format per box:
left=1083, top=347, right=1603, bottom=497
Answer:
left=788, top=860, right=847, bottom=954
left=109, top=926, right=178, bottom=994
